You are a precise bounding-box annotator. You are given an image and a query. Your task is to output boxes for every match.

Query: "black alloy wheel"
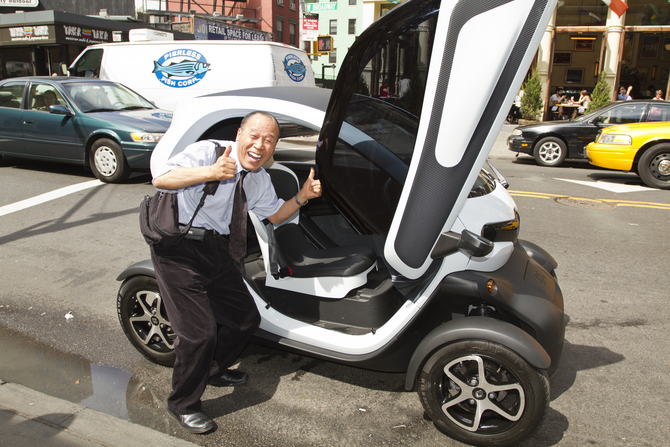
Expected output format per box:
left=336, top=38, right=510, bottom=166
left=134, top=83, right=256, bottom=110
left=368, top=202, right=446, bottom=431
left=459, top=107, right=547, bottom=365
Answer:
left=418, top=340, right=549, bottom=447
left=117, top=276, right=176, bottom=366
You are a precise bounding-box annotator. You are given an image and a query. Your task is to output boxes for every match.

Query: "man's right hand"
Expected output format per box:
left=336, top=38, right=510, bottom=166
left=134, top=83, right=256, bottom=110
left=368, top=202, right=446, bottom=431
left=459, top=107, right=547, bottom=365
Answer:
left=211, top=145, right=237, bottom=181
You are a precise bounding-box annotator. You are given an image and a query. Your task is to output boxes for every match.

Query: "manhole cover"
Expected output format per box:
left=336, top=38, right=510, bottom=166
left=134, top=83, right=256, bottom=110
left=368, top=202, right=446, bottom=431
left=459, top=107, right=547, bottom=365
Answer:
left=553, top=197, right=616, bottom=210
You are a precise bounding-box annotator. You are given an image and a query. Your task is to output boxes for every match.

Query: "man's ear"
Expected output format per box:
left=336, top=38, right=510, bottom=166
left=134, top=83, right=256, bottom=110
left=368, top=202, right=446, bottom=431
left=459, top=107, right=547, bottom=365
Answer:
left=235, top=127, right=242, bottom=141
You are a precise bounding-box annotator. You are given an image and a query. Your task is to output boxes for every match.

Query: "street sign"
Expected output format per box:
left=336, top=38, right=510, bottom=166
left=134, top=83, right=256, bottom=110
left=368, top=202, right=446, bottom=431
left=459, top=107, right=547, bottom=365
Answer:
left=302, top=13, right=318, bottom=42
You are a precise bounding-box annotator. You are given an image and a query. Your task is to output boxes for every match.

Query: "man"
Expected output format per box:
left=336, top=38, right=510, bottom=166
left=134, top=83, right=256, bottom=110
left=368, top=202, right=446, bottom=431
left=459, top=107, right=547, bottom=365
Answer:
left=617, top=85, right=633, bottom=101
left=549, top=87, right=565, bottom=117
left=151, top=111, right=322, bottom=434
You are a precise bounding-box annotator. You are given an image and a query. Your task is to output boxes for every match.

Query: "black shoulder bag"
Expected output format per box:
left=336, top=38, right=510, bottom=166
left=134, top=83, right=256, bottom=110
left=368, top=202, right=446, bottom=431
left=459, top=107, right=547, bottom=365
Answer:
left=139, top=141, right=225, bottom=247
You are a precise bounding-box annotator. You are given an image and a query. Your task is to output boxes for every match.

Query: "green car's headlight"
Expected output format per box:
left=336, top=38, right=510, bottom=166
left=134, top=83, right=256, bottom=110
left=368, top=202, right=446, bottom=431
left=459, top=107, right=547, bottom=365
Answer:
left=131, top=132, right=164, bottom=143
left=597, top=133, right=632, bottom=145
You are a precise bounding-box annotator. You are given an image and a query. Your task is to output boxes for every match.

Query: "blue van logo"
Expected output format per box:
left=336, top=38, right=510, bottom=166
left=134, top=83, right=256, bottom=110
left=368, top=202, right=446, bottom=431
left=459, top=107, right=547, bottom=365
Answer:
left=283, top=54, right=306, bottom=82
left=152, top=49, right=210, bottom=88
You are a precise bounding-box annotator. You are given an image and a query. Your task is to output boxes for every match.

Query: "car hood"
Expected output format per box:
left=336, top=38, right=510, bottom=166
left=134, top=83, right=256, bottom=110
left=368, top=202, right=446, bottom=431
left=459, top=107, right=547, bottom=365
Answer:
left=88, top=109, right=173, bottom=132
left=518, top=120, right=582, bottom=134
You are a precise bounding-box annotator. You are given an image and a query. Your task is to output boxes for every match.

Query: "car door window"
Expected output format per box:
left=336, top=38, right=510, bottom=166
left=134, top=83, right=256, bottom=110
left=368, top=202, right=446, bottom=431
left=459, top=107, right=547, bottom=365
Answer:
left=599, top=103, right=646, bottom=124
left=647, top=103, right=670, bottom=122
left=0, top=82, right=26, bottom=109
left=28, top=83, right=65, bottom=111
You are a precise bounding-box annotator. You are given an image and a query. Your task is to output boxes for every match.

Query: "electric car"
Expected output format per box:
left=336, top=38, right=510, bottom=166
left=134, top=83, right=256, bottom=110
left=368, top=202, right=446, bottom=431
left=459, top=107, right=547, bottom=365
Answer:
left=117, top=1, right=565, bottom=445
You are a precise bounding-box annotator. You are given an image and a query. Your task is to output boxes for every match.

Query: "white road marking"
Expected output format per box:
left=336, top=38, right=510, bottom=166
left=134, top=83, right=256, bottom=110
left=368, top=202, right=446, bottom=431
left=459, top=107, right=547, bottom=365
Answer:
left=555, top=178, right=651, bottom=193
left=0, top=179, right=103, bottom=217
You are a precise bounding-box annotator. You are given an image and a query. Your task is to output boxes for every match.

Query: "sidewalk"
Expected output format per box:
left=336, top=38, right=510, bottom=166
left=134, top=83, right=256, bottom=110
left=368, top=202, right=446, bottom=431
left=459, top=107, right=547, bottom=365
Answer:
left=0, top=380, right=196, bottom=447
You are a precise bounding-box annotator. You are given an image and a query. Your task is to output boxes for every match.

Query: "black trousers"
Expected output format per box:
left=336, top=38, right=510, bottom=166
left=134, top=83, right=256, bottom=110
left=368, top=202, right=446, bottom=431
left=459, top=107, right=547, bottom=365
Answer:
left=150, top=234, right=260, bottom=414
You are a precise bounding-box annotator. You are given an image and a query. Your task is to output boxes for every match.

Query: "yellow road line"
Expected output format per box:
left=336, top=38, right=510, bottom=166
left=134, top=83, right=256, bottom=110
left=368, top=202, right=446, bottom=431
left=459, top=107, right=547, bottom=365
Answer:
left=508, top=190, right=670, bottom=210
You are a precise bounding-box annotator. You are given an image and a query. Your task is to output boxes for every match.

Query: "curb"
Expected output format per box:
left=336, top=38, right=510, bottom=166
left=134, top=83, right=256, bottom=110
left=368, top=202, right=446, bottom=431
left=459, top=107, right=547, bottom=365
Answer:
left=0, top=381, right=196, bottom=447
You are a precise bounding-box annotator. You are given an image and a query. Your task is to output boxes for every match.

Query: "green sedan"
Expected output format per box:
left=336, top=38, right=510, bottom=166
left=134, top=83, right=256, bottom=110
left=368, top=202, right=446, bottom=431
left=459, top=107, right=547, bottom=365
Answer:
left=0, top=77, right=172, bottom=183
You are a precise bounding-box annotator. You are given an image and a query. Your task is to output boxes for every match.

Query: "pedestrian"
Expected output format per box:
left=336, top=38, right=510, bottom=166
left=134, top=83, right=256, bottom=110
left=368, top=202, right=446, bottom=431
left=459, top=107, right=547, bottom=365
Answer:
left=150, top=111, right=322, bottom=434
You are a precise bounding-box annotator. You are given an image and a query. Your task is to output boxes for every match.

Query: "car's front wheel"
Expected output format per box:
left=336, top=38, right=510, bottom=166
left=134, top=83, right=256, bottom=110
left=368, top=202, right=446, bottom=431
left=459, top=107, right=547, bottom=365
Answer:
left=534, top=137, right=567, bottom=167
left=117, top=276, right=176, bottom=367
left=418, top=340, right=549, bottom=447
left=89, top=138, right=131, bottom=183
left=638, top=143, right=670, bottom=190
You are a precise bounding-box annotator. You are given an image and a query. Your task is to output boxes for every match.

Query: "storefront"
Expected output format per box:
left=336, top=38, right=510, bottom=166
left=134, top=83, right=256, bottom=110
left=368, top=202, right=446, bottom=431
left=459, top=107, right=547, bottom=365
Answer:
left=0, top=10, right=186, bottom=78
left=534, top=0, right=670, bottom=119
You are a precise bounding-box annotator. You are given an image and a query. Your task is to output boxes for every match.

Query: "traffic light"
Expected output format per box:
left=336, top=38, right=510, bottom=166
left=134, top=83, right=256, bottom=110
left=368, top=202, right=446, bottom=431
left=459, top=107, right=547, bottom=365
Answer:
left=316, top=35, right=333, bottom=53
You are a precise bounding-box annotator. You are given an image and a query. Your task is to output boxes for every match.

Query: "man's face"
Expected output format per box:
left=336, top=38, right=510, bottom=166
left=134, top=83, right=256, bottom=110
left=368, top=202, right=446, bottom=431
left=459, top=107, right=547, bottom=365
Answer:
left=235, top=114, right=279, bottom=171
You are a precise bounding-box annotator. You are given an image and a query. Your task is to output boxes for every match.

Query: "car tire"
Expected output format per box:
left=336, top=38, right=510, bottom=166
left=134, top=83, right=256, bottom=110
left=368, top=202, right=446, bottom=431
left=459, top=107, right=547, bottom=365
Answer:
left=89, top=138, right=130, bottom=183
left=418, top=340, right=549, bottom=447
left=638, top=143, right=670, bottom=190
left=117, top=276, right=176, bottom=367
left=533, top=137, right=567, bottom=167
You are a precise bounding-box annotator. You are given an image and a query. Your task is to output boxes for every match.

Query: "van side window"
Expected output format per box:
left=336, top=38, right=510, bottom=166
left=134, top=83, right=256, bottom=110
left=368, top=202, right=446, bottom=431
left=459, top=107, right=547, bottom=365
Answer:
left=71, top=48, right=103, bottom=78
left=0, top=82, right=26, bottom=109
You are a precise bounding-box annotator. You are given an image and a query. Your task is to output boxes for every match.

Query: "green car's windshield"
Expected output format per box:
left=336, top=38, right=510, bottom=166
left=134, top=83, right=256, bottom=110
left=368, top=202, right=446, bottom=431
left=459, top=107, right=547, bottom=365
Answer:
left=63, top=82, right=155, bottom=113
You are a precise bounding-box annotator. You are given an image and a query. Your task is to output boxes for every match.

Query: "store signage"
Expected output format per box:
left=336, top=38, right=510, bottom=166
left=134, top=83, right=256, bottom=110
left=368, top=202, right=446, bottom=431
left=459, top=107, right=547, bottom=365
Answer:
left=61, top=24, right=111, bottom=44
left=194, top=17, right=271, bottom=41
left=7, top=25, right=49, bottom=42
left=0, top=0, right=39, bottom=7
left=305, top=3, right=337, bottom=12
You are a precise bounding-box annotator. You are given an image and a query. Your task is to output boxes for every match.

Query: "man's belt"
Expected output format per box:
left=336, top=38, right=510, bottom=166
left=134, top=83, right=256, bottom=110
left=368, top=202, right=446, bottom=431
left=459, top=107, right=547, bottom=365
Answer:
left=179, top=225, right=227, bottom=241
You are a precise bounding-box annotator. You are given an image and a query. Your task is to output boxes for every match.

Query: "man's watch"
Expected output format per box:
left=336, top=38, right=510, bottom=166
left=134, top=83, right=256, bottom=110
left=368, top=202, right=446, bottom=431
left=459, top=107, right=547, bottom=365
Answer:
left=294, top=194, right=308, bottom=207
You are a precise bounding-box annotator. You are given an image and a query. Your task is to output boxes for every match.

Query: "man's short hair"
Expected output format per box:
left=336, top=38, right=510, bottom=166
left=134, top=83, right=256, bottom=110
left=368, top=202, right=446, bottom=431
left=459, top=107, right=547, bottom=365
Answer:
left=240, top=111, right=280, bottom=136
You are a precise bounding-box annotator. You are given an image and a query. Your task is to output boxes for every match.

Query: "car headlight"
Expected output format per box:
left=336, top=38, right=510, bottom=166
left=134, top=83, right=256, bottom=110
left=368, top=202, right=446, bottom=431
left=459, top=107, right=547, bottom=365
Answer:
left=511, top=129, right=523, bottom=136
left=130, top=132, right=164, bottom=143
left=597, top=133, right=632, bottom=145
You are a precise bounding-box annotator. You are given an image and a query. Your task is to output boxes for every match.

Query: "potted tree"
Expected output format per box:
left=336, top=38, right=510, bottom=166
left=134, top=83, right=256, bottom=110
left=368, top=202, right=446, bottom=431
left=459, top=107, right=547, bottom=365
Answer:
left=587, top=71, right=611, bottom=112
left=519, top=69, right=543, bottom=124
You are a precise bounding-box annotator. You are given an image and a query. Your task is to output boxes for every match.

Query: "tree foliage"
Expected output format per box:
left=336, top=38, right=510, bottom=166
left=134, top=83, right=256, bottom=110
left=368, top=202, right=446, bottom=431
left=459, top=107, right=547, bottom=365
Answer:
left=520, top=69, right=543, bottom=121
left=587, top=71, right=611, bottom=112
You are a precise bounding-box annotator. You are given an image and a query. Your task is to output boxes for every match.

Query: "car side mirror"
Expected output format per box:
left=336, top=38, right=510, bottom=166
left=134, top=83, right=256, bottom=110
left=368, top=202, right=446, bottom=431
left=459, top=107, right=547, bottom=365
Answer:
left=590, top=115, right=602, bottom=124
left=50, top=105, right=73, bottom=116
left=431, top=230, right=495, bottom=259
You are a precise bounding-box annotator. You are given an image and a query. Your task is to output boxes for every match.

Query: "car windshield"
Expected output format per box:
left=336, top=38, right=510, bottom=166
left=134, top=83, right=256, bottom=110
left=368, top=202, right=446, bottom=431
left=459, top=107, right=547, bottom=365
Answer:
left=63, top=82, right=155, bottom=113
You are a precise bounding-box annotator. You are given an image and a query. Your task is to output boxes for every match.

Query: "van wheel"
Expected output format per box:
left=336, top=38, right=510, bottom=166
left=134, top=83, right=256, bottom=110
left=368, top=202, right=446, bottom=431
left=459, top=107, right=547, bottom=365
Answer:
left=418, top=341, right=549, bottom=447
left=117, top=276, right=175, bottom=367
left=90, top=138, right=130, bottom=183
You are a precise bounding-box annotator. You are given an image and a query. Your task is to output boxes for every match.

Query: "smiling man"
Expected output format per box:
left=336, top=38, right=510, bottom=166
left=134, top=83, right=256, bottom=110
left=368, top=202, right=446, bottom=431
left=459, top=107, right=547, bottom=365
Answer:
left=151, top=111, right=321, bottom=434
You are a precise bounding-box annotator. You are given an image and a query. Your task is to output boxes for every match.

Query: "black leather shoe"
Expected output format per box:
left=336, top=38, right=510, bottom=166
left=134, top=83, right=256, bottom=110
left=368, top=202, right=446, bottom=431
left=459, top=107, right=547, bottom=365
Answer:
left=208, top=369, right=248, bottom=387
left=167, top=409, right=215, bottom=434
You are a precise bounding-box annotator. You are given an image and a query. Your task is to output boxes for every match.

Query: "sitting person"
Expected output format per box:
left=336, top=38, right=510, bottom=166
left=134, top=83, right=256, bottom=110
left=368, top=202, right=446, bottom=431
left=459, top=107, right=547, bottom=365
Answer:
left=549, top=87, right=565, bottom=118
left=652, top=89, right=664, bottom=101
left=40, top=90, right=60, bottom=110
left=572, top=90, right=591, bottom=119
left=617, top=85, right=633, bottom=101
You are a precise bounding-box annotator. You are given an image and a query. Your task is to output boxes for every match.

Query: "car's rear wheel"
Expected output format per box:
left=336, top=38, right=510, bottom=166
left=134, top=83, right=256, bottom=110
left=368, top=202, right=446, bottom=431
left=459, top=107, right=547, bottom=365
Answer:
left=90, top=138, right=130, bottom=183
left=533, top=137, right=567, bottom=167
left=117, top=276, right=176, bottom=367
left=638, top=143, right=670, bottom=190
left=418, top=341, right=549, bottom=447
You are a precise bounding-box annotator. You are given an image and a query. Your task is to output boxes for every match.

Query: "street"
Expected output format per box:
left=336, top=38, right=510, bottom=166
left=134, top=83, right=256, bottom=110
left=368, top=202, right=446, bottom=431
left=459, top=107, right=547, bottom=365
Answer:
left=0, top=139, right=669, bottom=446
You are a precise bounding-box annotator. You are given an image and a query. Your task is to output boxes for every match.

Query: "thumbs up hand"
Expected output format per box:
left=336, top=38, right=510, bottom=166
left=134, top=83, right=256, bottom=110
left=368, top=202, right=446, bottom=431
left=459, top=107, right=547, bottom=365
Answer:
left=211, top=145, right=237, bottom=181
left=297, top=167, right=322, bottom=204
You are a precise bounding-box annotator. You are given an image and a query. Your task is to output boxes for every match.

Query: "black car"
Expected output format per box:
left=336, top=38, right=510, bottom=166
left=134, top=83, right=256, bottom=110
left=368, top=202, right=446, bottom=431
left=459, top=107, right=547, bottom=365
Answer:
left=507, top=99, right=670, bottom=166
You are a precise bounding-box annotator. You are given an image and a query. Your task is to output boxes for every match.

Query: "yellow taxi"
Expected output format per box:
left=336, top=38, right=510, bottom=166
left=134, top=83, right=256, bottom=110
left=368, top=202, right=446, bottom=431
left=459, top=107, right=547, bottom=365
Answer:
left=586, top=120, right=670, bottom=189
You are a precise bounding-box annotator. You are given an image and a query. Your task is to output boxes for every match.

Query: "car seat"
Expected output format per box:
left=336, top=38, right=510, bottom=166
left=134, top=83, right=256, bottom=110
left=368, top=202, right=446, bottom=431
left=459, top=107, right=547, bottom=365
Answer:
left=249, top=163, right=377, bottom=299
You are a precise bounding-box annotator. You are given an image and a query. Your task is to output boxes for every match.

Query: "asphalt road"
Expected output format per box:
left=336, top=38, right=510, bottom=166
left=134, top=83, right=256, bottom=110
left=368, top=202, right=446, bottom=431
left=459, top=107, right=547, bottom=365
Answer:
left=0, top=141, right=669, bottom=446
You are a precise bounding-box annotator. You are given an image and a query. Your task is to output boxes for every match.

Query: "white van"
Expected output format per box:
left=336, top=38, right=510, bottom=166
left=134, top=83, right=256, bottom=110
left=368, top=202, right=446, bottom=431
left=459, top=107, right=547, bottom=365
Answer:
left=68, top=41, right=316, bottom=111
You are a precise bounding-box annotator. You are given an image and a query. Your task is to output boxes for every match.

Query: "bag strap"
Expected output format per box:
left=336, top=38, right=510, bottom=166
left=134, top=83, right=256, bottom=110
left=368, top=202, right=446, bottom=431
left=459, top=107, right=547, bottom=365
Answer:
left=180, top=141, right=226, bottom=232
